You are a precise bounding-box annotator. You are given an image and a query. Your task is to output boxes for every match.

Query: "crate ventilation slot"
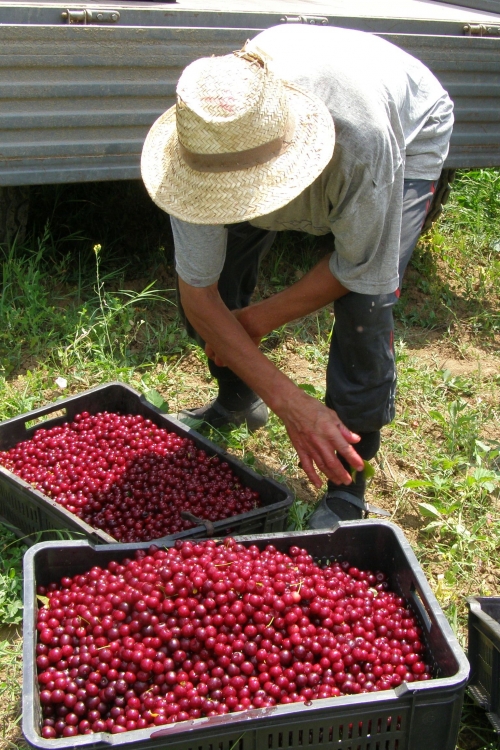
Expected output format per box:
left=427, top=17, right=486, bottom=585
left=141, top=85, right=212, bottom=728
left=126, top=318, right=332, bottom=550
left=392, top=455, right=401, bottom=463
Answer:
left=26, top=408, right=67, bottom=430
left=186, top=741, right=244, bottom=750
left=262, top=715, right=403, bottom=748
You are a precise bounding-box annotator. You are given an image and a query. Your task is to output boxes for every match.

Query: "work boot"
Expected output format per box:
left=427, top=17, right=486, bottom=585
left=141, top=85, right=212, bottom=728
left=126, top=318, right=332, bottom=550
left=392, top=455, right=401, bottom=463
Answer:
left=179, top=377, right=269, bottom=432
left=308, top=431, right=389, bottom=528
left=308, top=486, right=390, bottom=528
left=179, top=396, right=269, bottom=432
left=309, top=470, right=376, bottom=529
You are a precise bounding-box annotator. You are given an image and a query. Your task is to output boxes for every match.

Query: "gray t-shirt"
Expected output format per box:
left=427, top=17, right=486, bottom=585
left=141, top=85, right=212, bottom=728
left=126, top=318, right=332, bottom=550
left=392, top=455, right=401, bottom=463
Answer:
left=172, top=25, right=454, bottom=295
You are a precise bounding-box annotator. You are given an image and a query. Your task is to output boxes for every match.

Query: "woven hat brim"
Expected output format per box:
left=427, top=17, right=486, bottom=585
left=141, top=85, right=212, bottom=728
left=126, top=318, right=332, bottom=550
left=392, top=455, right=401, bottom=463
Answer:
left=141, top=84, right=335, bottom=225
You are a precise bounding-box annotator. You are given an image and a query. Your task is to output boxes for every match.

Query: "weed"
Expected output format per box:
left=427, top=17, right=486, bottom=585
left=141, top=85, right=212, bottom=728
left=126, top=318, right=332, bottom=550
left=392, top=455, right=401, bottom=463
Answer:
left=457, top=694, right=499, bottom=750
left=0, top=636, right=24, bottom=748
left=395, top=169, right=500, bottom=339
left=58, top=243, right=172, bottom=369
left=287, top=498, right=315, bottom=530
left=0, top=525, right=26, bottom=626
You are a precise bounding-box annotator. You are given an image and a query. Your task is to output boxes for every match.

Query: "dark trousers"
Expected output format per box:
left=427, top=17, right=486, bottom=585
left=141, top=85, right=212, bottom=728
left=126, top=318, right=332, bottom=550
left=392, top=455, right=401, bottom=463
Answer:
left=178, top=179, right=436, bottom=434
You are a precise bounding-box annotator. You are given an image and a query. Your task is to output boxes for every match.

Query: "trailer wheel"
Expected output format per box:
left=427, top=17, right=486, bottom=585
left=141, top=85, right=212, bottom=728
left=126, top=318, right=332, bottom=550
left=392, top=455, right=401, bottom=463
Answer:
left=0, top=186, right=30, bottom=246
left=421, top=168, right=456, bottom=234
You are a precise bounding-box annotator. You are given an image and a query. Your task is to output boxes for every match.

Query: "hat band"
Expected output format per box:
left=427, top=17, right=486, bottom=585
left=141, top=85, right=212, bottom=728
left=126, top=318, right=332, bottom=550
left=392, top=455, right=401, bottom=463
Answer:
left=179, top=113, right=295, bottom=173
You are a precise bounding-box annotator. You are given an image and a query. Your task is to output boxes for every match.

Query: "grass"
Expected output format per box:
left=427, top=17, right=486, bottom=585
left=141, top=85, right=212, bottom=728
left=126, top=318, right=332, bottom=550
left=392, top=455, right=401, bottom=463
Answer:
left=0, top=636, right=23, bottom=749
left=0, top=170, right=499, bottom=749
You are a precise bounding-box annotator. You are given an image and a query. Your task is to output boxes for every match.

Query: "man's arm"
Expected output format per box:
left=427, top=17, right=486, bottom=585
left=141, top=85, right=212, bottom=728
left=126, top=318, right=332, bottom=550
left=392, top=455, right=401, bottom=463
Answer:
left=178, top=274, right=364, bottom=488
left=237, top=253, right=348, bottom=340
left=206, top=253, right=348, bottom=365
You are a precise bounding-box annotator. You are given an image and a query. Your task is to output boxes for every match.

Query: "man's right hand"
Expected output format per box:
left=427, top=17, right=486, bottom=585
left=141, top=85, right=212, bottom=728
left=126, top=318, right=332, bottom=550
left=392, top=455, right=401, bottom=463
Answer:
left=277, top=388, right=364, bottom=488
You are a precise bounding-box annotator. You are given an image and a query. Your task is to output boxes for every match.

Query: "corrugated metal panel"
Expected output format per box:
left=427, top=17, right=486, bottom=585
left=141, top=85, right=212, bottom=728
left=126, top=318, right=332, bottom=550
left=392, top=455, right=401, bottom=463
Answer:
left=432, top=0, right=500, bottom=16
left=379, top=34, right=500, bottom=169
left=0, top=24, right=499, bottom=185
left=0, top=26, right=247, bottom=185
left=2, top=0, right=500, bottom=29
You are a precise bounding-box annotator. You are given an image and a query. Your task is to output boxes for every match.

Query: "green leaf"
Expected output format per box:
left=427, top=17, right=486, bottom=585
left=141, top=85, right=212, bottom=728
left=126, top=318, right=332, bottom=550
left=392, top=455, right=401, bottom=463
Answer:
left=475, top=440, right=492, bottom=452
left=177, top=415, right=204, bottom=430
left=351, top=460, right=376, bottom=483
left=423, top=520, right=445, bottom=532
left=362, top=460, right=375, bottom=480
left=298, top=383, right=319, bottom=396
left=482, top=481, right=497, bottom=493
left=429, top=410, right=446, bottom=425
left=473, top=467, right=498, bottom=482
left=448, top=502, right=462, bottom=514
left=444, top=569, right=457, bottom=585
left=403, top=479, right=435, bottom=488
left=145, top=389, right=169, bottom=413
left=243, top=451, right=255, bottom=467
left=418, top=502, right=442, bottom=518
left=441, top=368, right=453, bottom=383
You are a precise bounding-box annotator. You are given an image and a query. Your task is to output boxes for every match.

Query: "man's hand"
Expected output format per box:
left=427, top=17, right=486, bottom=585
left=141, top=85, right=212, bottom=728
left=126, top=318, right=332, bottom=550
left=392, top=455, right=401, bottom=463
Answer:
left=279, top=390, right=364, bottom=488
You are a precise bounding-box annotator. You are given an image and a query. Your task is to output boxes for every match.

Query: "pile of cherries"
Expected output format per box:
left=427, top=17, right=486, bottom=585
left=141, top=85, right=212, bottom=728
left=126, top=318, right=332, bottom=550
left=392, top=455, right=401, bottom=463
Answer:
left=35, top=538, right=432, bottom=738
left=0, top=411, right=260, bottom=541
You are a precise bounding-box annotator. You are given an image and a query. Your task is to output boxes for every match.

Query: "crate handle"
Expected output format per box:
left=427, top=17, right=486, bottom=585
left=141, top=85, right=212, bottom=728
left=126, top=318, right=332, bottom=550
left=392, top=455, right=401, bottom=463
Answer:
left=24, top=405, right=68, bottom=432
left=180, top=510, right=215, bottom=537
left=410, top=584, right=433, bottom=633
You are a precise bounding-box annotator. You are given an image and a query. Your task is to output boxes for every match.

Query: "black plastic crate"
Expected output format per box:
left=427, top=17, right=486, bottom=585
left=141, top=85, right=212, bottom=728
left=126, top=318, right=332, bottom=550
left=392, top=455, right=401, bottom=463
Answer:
left=22, top=521, right=469, bottom=750
left=467, top=596, right=500, bottom=735
left=0, top=382, right=292, bottom=544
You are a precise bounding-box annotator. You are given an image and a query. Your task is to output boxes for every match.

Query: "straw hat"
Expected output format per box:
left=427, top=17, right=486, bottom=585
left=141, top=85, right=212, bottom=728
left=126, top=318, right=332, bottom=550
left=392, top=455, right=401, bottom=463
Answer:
left=141, top=49, right=335, bottom=225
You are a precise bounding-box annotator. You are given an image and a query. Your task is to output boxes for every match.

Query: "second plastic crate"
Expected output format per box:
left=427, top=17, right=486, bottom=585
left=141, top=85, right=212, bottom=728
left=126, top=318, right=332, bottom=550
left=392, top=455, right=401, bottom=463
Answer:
left=0, top=382, right=293, bottom=544
left=467, top=596, right=500, bottom=735
left=23, top=521, right=469, bottom=750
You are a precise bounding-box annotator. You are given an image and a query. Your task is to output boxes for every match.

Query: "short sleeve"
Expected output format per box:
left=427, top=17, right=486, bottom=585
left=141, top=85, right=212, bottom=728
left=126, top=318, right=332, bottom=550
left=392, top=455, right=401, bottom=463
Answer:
left=328, top=164, right=404, bottom=295
left=171, top=216, right=227, bottom=287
